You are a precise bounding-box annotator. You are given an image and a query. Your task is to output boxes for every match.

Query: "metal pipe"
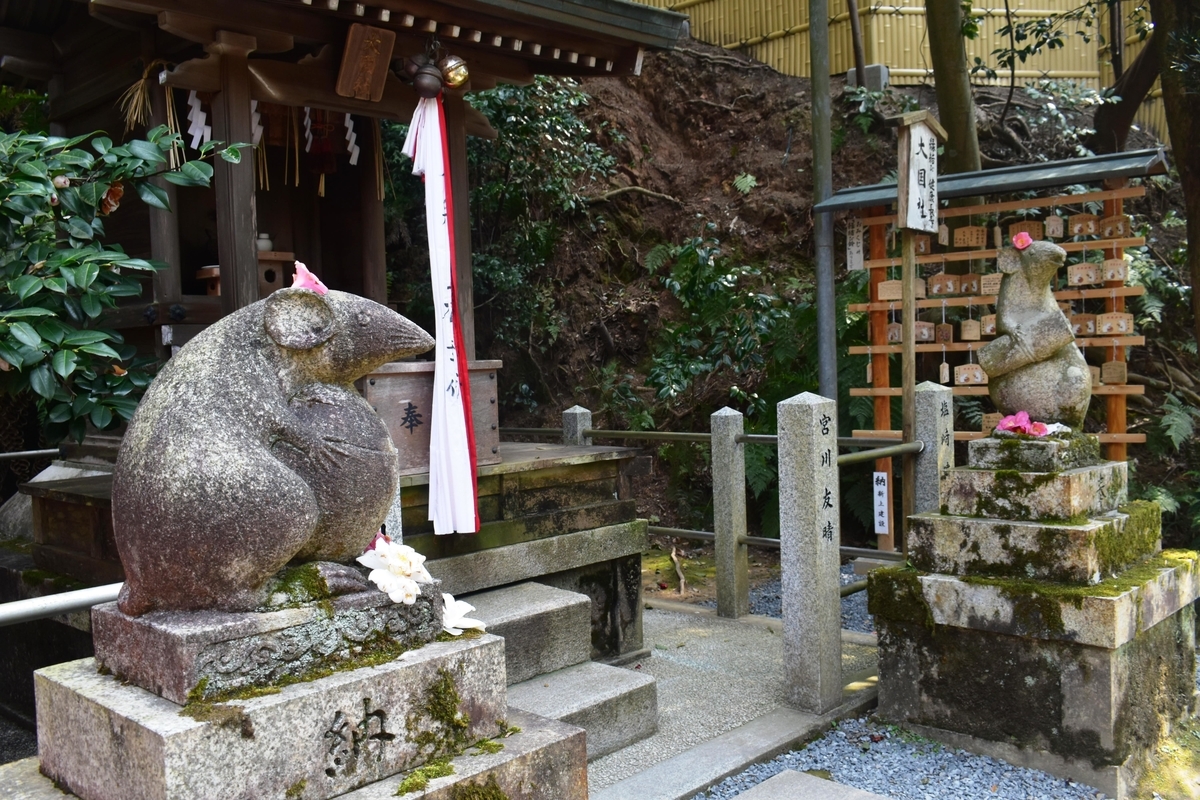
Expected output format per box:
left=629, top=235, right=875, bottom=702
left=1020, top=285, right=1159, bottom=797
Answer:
left=584, top=429, right=712, bottom=443
left=649, top=526, right=715, bottom=542
left=650, top=527, right=904, bottom=564
left=840, top=579, right=869, bottom=597
left=840, top=545, right=904, bottom=562
left=0, top=448, right=60, bottom=462
left=499, top=427, right=563, bottom=436
left=811, top=0, right=837, bottom=403
left=836, top=440, right=923, bottom=466
left=739, top=535, right=781, bottom=548
left=0, top=583, right=121, bottom=628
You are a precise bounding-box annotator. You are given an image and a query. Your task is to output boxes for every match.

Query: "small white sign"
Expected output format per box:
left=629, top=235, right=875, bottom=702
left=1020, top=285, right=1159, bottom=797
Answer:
left=899, top=121, right=938, bottom=233
left=873, top=471, right=889, bottom=535
left=847, top=218, right=865, bottom=270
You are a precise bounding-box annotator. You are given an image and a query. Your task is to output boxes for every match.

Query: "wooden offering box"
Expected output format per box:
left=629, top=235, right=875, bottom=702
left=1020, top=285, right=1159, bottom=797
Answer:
left=24, top=475, right=123, bottom=585
left=363, top=360, right=503, bottom=476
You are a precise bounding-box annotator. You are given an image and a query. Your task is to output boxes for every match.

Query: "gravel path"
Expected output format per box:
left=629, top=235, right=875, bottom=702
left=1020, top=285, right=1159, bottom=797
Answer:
left=702, top=564, right=875, bottom=633
left=692, top=715, right=1108, bottom=800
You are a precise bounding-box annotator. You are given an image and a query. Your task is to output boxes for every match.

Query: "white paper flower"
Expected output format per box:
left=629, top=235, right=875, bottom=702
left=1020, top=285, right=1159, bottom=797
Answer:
left=357, top=538, right=435, bottom=604
left=442, top=593, right=486, bottom=636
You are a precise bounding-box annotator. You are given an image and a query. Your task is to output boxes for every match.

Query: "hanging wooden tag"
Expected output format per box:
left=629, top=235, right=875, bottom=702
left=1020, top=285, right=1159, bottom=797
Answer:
left=914, top=278, right=928, bottom=299
left=886, top=322, right=903, bottom=342
left=1102, top=258, right=1127, bottom=282
left=938, top=224, right=949, bottom=246
left=1068, top=262, right=1099, bottom=286
left=981, top=314, right=997, bottom=336
left=914, top=235, right=931, bottom=255
left=960, top=273, right=980, bottom=295
left=982, top=412, right=1003, bottom=434
left=1097, top=312, right=1134, bottom=335
left=1045, top=215, right=1065, bottom=238
left=1008, top=220, right=1044, bottom=241
left=1099, top=215, right=1130, bottom=239
left=1070, top=313, right=1096, bottom=336
left=1058, top=301, right=1072, bottom=313
left=865, top=359, right=872, bottom=383
left=877, top=280, right=903, bottom=301
left=1101, top=360, right=1128, bottom=384
left=955, top=363, right=987, bottom=385
left=928, top=272, right=957, bottom=296
left=993, top=226, right=1003, bottom=248
left=960, top=318, right=981, bottom=341
left=980, top=273, right=1003, bottom=295
left=914, top=321, right=935, bottom=342
left=935, top=322, right=954, bottom=343
left=954, top=225, right=989, bottom=248
left=1089, top=365, right=1101, bottom=386
left=940, top=360, right=950, bottom=384
left=846, top=217, right=865, bottom=271
left=1068, top=214, right=1098, bottom=236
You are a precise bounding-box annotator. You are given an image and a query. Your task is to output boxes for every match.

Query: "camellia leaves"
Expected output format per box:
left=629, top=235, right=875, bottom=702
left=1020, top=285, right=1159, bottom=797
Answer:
left=90, top=403, right=113, bottom=429
left=128, top=139, right=166, bottom=164
left=29, top=362, right=55, bottom=398
left=51, top=349, right=77, bottom=378
left=77, top=341, right=120, bottom=358
left=9, top=321, right=42, bottom=348
left=80, top=292, right=102, bottom=318
left=9, top=274, right=42, bottom=301
left=135, top=180, right=171, bottom=212
left=61, top=329, right=112, bottom=346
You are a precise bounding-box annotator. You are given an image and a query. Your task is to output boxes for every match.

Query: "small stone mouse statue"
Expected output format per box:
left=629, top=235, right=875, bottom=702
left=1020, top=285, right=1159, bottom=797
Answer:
left=978, top=240, right=1091, bottom=428
left=112, top=287, right=435, bottom=615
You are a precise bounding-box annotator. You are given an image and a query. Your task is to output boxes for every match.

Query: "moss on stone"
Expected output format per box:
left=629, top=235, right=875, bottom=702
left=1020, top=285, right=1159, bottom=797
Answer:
left=265, top=563, right=334, bottom=609
left=406, top=667, right=474, bottom=763
left=495, top=720, right=521, bottom=738
left=285, top=778, right=307, bottom=798
left=1093, top=501, right=1162, bottom=577
left=971, top=468, right=1063, bottom=520
left=395, top=760, right=455, bottom=795
left=867, top=567, right=934, bottom=627
left=0, top=536, right=31, bottom=554
left=436, top=629, right=485, bottom=644
left=449, top=774, right=509, bottom=800
left=20, top=568, right=83, bottom=591
left=471, top=739, right=504, bottom=755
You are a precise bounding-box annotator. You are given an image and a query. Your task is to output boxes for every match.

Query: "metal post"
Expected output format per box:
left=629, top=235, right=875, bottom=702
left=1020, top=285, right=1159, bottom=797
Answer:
left=711, top=407, right=748, bottom=618
left=810, top=0, right=837, bottom=404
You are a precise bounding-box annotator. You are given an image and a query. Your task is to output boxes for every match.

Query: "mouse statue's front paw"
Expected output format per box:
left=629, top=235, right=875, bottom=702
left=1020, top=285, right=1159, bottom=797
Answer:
left=262, top=561, right=371, bottom=609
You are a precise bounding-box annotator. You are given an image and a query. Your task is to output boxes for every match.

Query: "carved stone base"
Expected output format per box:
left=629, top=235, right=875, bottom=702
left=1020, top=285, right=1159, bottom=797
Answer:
left=36, top=635, right=505, bottom=800
left=92, top=583, right=442, bottom=705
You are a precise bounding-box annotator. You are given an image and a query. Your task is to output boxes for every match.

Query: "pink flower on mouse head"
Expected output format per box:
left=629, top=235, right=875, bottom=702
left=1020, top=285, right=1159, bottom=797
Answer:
left=1013, top=232, right=1034, bottom=250
left=292, top=261, right=328, bottom=295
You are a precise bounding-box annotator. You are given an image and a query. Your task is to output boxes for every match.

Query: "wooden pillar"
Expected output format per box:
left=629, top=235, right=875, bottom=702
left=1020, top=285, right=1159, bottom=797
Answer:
left=1103, top=181, right=1128, bottom=462
left=900, top=229, right=917, bottom=553
left=361, top=117, right=388, bottom=305
left=209, top=31, right=260, bottom=314
left=442, top=92, right=475, bottom=361
left=867, top=208, right=895, bottom=552
left=148, top=83, right=181, bottom=305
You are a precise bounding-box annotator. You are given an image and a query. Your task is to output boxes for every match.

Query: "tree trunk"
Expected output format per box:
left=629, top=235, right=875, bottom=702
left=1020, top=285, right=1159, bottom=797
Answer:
left=847, top=0, right=868, bottom=88
left=925, top=0, right=982, bottom=174
left=1088, top=29, right=1161, bottom=153
left=1149, top=0, right=1200, bottom=347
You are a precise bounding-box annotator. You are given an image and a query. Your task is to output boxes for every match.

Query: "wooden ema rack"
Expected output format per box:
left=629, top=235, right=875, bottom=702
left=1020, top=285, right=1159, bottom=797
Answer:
left=855, top=184, right=1144, bottom=518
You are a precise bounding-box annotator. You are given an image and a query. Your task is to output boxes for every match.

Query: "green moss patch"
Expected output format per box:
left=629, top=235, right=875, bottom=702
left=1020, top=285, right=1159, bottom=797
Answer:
left=471, top=739, right=504, bottom=755
left=449, top=774, right=509, bottom=800
left=1096, top=501, right=1162, bottom=577
left=868, top=567, right=933, bottom=626
left=179, top=680, right=258, bottom=739
left=285, top=778, right=307, bottom=798
left=395, top=760, right=454, bottom=795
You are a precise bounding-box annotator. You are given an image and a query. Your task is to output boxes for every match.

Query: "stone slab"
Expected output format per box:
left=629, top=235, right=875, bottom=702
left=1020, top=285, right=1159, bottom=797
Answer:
left=92, top=583, right=442, bottom=705
left=908, top=501, right=1161, bottom=584
left=917, top=552, right=1200, bottom=648
left=346, top=708, right=587, bottom=800
left=968, top=433, right=1103, bottom=472
left=507, top=660, right=657, bottom=759
left=464, top=582, right=592, bottom=685
left=875, top=592, right=1196, bottom=788
left=428, top=520, right=647, bottom=597
left=36, top=636, right=506, bottom=800
left=942, top=460, right=1127, bottom=521
left=736, top=769, right=890, bottom=800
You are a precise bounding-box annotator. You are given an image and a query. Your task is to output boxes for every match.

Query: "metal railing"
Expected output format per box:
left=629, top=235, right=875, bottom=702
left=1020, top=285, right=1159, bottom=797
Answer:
left=0, top=583, right=121, bottom=628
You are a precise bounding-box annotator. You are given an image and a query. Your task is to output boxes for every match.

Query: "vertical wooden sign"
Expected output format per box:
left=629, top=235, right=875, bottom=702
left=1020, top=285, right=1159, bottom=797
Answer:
left=898, top=120, right=939, bottom=234
left=847, top=217, right=865, bottom=270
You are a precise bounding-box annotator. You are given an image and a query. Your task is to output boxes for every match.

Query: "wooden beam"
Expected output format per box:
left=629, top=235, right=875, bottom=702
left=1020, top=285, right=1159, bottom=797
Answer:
left=91, top=0, right=345, bottom=44
left=158, top=10, right=295, bottom=53
left=0, top=56, right=57, bottom=81
left=0, top=26, right=57, bottom=63
left=208, top=31, right=261, bottom=314
left=857, top=186, right=1146, bottom=226
left=360, top=118, right=388, bottom=306
left=148, top=82, right=182, bottom=308
left=443, top=93, right=475, bottom=360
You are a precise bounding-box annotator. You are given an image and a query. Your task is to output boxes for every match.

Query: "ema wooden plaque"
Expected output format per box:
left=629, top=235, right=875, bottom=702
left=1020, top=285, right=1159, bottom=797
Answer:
left=1097, top=312, right=1134, bottom=335
left=982, top=412, right=1003, bottom=433
left=1045, top=215, right=1065, bottom=238
left=955, top=364, right=987, bottom=385
left=938, top=224, right=949, bottom=246
left=979, top=273, right=1003, bottom=295
left=886, top=322, right=903, bottom=343
left=1008, top=220, right=1044, bottom=241
left=954, top=225, right=988, bottom=248
left=914, top=278, right=928, bottom=299
left=1101, top=360, right=1128, bottom=384
left=928, top=272, right=957, bottom=296
left=877, top=280, right=903, bottom=301
left=960, top=319, right=981, bottom=341
left=914, top=321, right=935, bottom=342
left=935, top=322, right=954, bottom=343
left=981, top=314, right=997, bottom=336
left=914, top=235, right=931, bottom=255
left=1068, top=262, right=1099, bottom=286
left=960, top=273, right=980, bottom=295
left=1100, top=215, right=1130, bottom=239
left=940, top=360, right=950, bottom=384
left=1068, top=214, right=1098, bottom=236
left=1070, top=313, right=1096, bottom=336
left=1103, top=259, right=1128, bottom=282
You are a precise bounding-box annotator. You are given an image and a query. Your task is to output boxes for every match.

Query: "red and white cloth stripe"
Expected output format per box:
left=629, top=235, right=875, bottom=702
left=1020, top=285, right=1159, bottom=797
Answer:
left=403, top=95, right=480, bottom=534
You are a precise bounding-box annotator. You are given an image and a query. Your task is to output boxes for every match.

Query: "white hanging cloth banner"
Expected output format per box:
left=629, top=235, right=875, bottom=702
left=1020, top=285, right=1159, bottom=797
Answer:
left=402, top=95, right=480, bottom=534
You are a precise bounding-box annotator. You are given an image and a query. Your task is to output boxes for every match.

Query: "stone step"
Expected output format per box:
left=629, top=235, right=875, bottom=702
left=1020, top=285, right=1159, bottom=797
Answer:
left=464, top=582, right=592, bottom=685
left=908, top=500, right=1161, bottom=584
left=736, top=770, right=889, bottom=800
left=507, top=661, right=657, bottom=760
left=942, top=460, right=1127, bottom=521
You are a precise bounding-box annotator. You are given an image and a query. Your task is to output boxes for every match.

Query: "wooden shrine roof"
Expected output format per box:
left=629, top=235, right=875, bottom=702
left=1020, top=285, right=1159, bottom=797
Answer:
left=813, top=148, right=1170, bottom=213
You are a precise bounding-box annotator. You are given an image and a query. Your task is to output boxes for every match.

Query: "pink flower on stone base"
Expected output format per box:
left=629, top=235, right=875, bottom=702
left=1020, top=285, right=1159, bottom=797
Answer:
left=1013, top=232, right=1034, bottom=250
left=995, top=410, right=1051, bottom=436
left=292, top=260, right=329, bottom=295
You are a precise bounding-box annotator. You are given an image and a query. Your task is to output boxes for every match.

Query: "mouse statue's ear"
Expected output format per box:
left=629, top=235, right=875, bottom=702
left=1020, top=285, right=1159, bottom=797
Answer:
left=997, top=248, right=1022, bottom=275
left=264, top=288, right=336, bottom=350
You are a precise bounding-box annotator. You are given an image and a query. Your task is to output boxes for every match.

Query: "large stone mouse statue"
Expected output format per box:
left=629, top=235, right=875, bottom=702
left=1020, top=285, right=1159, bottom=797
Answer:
left=112, top=287, right=435, bottom=615
left=978, top=240, right=1091, bottom=428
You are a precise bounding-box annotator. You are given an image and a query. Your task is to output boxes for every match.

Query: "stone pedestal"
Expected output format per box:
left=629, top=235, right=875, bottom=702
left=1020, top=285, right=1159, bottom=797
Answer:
left=871, top=434, right=1198, bottom=799
left=10, top=592, right=588, bottom=800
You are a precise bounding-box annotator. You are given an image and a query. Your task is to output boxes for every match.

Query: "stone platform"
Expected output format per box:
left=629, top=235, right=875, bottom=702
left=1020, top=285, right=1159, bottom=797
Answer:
left=36, top=635, right=506, bottom=800
left=92, top=582, right=442, bottom=705
left=872, top=434, right=1198, bottom=799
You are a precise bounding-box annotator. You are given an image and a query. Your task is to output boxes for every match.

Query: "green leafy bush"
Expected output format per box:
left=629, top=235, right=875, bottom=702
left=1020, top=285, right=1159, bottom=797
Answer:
left=0, top=126, right=243, bottom=441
